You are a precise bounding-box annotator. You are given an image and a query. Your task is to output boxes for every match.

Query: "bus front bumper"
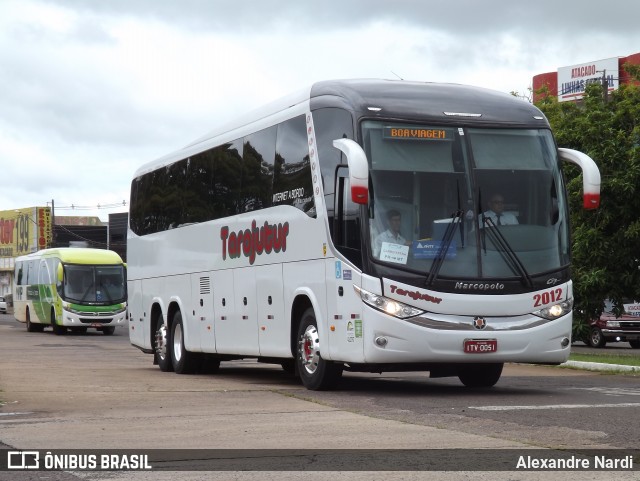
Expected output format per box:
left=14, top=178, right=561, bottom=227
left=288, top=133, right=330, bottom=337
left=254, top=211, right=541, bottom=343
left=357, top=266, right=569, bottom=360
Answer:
left=61, top=310, right=127, bottom=328
left=358, top=308, right=573, bottom=365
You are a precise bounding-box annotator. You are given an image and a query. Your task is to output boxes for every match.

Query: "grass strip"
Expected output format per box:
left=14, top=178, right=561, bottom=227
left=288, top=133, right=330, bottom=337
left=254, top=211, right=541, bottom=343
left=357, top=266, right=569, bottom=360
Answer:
left=569, top=352, right=640, bottom=366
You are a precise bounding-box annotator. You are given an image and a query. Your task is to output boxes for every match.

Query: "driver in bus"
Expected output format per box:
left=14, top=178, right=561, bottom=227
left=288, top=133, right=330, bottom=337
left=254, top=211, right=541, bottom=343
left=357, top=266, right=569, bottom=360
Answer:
left=480, top=194, right=518, bottom=227
left=373, top=209, right=411, bottom=257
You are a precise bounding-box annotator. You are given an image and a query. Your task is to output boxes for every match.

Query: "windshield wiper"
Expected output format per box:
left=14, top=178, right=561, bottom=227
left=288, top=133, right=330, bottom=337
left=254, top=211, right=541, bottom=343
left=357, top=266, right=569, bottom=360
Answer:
left=98, top=281, right=114, bottom=304
left=425, top=210, right=463, bottom=287
left=425, top=181, right=466, bottom=287
left=481, top=217, right=534, bottom=288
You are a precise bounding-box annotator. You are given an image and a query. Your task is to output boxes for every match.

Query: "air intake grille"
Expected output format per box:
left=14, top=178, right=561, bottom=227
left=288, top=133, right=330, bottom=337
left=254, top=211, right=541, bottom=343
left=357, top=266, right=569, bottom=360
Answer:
left=200, top=277, right=211, bottom=295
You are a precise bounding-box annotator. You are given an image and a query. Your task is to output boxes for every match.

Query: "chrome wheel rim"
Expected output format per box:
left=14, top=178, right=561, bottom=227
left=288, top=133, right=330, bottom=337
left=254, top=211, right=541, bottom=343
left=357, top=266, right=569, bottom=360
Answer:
left=299, top=325, right=320, bottom=375
left=173, top=323, right=183, bottom=363
left=155, top=324, right=168, bottom=361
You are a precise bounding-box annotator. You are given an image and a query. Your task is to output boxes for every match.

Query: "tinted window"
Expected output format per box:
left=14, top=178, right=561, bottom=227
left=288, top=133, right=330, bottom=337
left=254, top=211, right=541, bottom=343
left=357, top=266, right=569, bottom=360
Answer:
left=313, top=108, right=354, bottom=201
left=129, top=167, right=177, bottom=235
left=242, top=127, right=276, bottom=212
left=274, top=116, right=315, bottom=217
left=130, top=139, right=243, bottom=236
left=313, top=108, right=354, bottom=234
left=182, top=152, right=214, bottom=225
left=130, top=115, right=315, bottom=235
left=190, top=139, right=244, bottom=221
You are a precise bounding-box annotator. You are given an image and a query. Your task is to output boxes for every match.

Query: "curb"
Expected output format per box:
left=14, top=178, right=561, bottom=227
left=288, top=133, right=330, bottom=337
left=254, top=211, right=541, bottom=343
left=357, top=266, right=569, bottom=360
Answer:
left=562, top=360, right=640, bottom=373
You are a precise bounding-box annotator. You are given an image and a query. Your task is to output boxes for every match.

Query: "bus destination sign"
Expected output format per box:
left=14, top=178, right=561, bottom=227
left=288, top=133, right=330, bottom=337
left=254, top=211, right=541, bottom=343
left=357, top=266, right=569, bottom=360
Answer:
left=383, top=127, right=450, bottom=140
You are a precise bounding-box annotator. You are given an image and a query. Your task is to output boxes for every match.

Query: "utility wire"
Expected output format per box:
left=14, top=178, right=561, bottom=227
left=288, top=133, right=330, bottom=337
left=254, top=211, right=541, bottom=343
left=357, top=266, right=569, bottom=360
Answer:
left=47, top=200, right=128, bottom=211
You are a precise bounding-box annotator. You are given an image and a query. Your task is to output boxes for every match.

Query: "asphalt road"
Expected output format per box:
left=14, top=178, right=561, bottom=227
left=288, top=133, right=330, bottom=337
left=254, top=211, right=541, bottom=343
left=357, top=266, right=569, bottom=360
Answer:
left=0, top=312, right=638, bottom=480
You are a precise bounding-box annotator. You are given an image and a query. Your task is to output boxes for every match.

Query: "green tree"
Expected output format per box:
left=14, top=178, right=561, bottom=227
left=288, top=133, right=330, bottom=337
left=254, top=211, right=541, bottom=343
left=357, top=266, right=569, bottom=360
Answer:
left=536, top=65, right=640, bottom=338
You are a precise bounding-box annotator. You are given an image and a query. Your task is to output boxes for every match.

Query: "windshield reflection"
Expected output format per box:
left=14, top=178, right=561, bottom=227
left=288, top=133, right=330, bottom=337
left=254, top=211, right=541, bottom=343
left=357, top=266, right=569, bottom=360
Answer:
left=63, top=265, right=126, bottom=304
left=363, top=121, right=569, bottom=281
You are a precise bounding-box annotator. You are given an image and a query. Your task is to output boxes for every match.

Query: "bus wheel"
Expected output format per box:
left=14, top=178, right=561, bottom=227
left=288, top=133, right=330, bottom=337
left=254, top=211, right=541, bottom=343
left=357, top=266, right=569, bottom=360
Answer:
left=26, top=309, right=44, bottom=332
left=154, top=321, right=173, bottom=372
left=296, top=308, right=342, bottom=390
left=51, top=309, right=66, bottom=336
left=101, top=326, right=115, bottom=335
left=457, top=363, right=503, bottom=388
left=171, top=311, right=198, bottom=374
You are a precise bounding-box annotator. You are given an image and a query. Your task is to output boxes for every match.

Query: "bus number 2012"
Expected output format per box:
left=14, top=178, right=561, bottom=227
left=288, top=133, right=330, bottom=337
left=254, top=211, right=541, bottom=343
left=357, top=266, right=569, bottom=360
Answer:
left=533, top=289, right=563, bottom=307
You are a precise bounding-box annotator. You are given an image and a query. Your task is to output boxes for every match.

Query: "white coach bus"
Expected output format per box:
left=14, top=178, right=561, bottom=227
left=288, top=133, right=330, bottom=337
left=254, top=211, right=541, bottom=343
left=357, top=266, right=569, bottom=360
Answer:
left=127, top=79, right=600, bottom=390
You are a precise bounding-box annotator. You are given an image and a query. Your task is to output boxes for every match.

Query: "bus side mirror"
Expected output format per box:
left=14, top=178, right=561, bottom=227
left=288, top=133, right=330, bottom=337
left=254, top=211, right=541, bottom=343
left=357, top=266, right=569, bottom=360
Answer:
left=332, top=138, right=369, bottom=205
left=57, top=264, right=64, bottom=283
left=558, top=148, right=601, bottom=209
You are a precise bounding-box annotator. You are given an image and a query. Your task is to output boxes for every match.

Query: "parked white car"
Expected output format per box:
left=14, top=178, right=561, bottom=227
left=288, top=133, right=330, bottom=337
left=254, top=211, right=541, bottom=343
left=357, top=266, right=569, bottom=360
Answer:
left=0, top=296, right=7, bottom=314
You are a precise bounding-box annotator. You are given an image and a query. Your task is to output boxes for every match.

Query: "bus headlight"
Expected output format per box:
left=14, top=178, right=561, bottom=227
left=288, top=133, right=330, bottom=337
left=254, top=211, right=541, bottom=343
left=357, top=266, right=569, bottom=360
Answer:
left=533, top=298, right=573, bottom=320
left=354, top=286, right=425, bottom=319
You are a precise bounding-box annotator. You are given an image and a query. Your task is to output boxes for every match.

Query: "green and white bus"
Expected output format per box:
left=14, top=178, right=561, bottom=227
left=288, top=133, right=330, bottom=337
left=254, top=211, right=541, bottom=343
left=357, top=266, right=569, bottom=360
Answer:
left=13, top=248, right=127, bottom=335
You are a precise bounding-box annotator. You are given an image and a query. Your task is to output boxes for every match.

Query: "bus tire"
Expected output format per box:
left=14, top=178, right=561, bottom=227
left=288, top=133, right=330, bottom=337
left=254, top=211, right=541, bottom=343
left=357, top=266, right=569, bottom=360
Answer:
left=154, top=320, right=173, bottom=372
left=170, top=311, right=198, bottom=374
left=457, top=363, right=503, bottom=388
left=51, top=309, right=66, bottom=336
left=296, top=308, right=342, bottom=390
left=26, top=309, right=44, bottom=332
left=101, top=326, right=116, bottom=335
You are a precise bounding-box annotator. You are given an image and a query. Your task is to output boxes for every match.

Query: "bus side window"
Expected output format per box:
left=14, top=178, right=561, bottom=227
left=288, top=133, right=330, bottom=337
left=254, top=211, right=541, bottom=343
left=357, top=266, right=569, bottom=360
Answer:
left=274, top=115, right=316, bottom=217
left=16, top=262, right=23, bottom=285
left=54, top=260, right=63, bottom=295
left=333, top=167, right=362, bottom=268
left=26, top=261, right=36, bottom=285
left=242, top=126, right=277, bottom=213
left=312, top=107, right=355, bottom=234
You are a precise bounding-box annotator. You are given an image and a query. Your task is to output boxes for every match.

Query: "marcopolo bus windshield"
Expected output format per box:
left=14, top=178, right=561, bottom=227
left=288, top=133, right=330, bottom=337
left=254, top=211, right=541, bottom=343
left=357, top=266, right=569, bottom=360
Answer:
left=363, top=120, right=570, bottom=281
left=63, top=264, right=126, bottom=304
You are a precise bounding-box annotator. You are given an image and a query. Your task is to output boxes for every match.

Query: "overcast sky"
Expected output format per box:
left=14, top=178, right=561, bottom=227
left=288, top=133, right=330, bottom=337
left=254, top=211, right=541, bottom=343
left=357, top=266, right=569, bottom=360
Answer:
left=1, top=0, right=639, bottom=221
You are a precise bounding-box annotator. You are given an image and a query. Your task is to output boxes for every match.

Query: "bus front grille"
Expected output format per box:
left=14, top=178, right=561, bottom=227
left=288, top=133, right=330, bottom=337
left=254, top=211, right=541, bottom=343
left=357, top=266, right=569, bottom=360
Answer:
left=79, top=318, right=113, bottom=324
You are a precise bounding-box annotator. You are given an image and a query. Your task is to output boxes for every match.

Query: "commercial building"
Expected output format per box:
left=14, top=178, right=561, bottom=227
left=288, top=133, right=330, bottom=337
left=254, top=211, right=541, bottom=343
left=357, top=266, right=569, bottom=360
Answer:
left=532, top=52, right=640, bottom=103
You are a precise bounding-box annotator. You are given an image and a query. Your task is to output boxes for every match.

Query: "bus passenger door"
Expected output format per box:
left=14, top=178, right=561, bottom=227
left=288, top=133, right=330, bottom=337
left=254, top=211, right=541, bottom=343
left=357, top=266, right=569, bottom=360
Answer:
left=192, top=273, right=215, bottom=353
left=326, top=168, right=365, bottom=362
left=256, top=264, right=288, bottom=358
